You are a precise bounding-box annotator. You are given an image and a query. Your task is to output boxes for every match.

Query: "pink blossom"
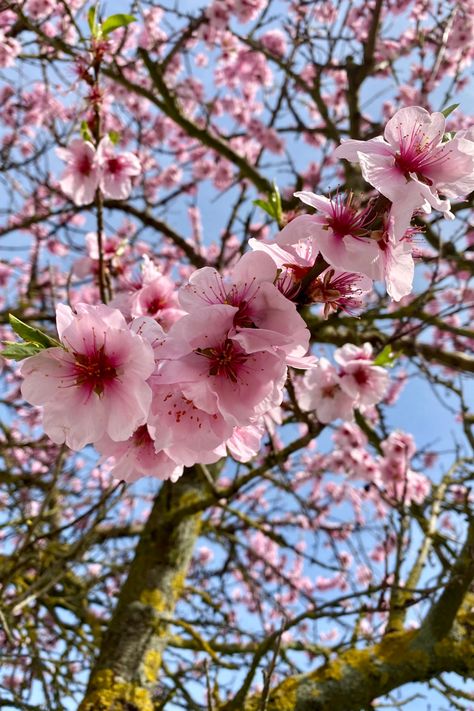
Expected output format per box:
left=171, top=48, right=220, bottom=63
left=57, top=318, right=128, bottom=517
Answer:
left=308, top=267, right=372, bottom=318
left=0, top=31, right=21, bottom=68
left=249, top=235, right=371, bottom=314
left=97, top=136, right=141, bottom=200
left=334, top=106, right=474, bottom=224
left=56, top=139, right=100, bottom=206
left=24, top=0, right=55, bottom=20
left=259, top=30, right=287, bottom=57
left=130, top=275, right=183, bottom=330
left=20, top=304, right=155, bottom=450
left=374, top=214, right=415, bottom=301
left=334, top=343, right=390, bottom=408
left=231, top=0, right=267, bottom=23
left=226, top=421, right=265, bottom=462
left=96, top=426, right=183, bottom=483
left=147, top=384, right=231, bottom=467
left=155, top=305, right=288, bottom=427
left=179, top=251, right=310, bottom=367
left=279, top=191, right=381, bottom=279
left=297, top=358, right=355, bottom=423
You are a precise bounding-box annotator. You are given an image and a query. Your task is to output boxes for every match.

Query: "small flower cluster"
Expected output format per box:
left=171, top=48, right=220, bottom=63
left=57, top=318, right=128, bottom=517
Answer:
left=56, top=136, right=141, bottom=205
left=296, top=343, right=389, bottom=423
left=19, top=251, right=312, bottom=482
left=254, top=107, right=474, bottom=303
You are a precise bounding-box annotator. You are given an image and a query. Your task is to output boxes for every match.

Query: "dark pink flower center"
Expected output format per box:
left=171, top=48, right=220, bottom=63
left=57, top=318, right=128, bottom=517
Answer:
left=325, top=195, right=374, bottom=238
left=394, top=124, right=449, bottom=179
left=196, top=339, right=247, bottom=383
left=352, top=366, right=369, bottom=386
left=73, top=346, right=118, bottom=396
left=106, top=157, right=123, bottom=176
left=76, top=153, right=93, bottom=176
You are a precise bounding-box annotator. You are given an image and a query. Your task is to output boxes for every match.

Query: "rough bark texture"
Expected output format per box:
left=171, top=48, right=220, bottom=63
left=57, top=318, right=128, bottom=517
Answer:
left=242, top=623, right=473, bottom=711
left=79, top=466, right=209, bottom=711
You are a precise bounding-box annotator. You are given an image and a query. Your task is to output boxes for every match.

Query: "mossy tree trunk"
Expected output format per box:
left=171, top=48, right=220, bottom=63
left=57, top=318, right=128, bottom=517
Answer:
left=79, top=465, right=212, bottom=711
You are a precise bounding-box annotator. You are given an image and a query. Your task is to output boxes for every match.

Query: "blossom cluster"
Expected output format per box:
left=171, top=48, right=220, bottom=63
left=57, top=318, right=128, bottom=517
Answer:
left=260, top=107, right=474, bottom=302
left=19, top=251, right=312, bottom=482
left=57, top=136, right=141, bottom=205
left=13, top=105, right=474, bottom=485
left=296, top=343, right=389, bottom=423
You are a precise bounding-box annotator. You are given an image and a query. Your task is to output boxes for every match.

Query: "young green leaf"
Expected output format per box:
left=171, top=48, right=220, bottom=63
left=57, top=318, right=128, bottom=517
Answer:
left=441, top=103, right=459, bottom=118
left=101, top=14, right=136, bottom=36
left=9, top=315, right=60, bottom=349
left=2, top=342, right=44, bottom=361
left=108, top=130, right=121, bottom=145
left=80, top=120, right=93, bottom=143
left=270, top=181, right=282, bottom=224
left=373, top=345, right=399, bottom=368
left=87, top=6, right=97, bottom=33
left=253, top=199, right=277, bottom=220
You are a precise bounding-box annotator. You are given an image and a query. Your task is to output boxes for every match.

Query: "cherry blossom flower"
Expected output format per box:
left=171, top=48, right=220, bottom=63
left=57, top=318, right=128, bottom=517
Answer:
left=297, top=358, right=355, bottom=423
left=130, top=275, right=183, bottom=329
left=179, top=251, right=311, bottom=367
left=56, top=139, right=100, bottom=206
left=334, top=106, right=474, bottom=225
left=24, top=0, right=55, bottom=19
left=278, top=191, right=381, bottom=279
left=226, top=420, right=265, bottom=462
left=334, top=343, right=390, bottom=408
left=147, top=384, right=231, bottom=467
left=96, top=426, right=183, bottom=483
left=308, top=267, right=372, bottom=318
left=20, top=304, right=155, bottom=450
left=0, top=31, right=21, bottom=68
left=249, top=237, right=372, bottom=314
left=96, top=136, right=141, bottom=200
left=155, top=305, right=288, bottom=427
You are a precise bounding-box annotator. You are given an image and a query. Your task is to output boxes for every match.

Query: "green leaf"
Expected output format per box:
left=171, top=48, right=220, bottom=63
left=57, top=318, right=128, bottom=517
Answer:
left=441, top=103, right=459, bottom=118
left=108, top=130, right=121, bottom=145
left=253, top=183, right=283, bottom=224
left=87, top=6, right=97, bottom=33
left=101, top=13, right=136, bottom=36
left=80, top=120, right=93, bottom=143
left=269, top=181, right=282, bottom=223
left=443, top=130, right=456, bottom=143
left=8, top=315, right=60, bottom=349
left=253, top=198, right=276, bottom=219
left=373, top=345, right=399, bottom=368
left=2, top=342, right=44, bottom=361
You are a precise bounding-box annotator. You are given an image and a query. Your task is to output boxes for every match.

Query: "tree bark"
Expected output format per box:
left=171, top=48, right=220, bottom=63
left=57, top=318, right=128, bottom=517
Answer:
left=79, top=465, right=211, bottom=711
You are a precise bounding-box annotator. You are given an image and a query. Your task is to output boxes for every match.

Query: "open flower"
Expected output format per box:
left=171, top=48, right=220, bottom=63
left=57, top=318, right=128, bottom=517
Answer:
left=278, top=191, right=381, bottom=279
left=20, top=303, right=155, bottom=450
left=97, top=136, right=141, bottom=200
left=56, top=139, right=100, bottom=205
left=334, top=106, right=474, bottom=228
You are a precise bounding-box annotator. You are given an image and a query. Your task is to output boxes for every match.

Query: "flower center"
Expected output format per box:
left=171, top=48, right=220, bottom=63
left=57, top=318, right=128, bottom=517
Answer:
left=73, top=346, right=118, bottom=396
left=325, top=194, right=374, bottom=238
left=394, top=125, right=449, bottom=180
left=77, top=154, right=93, bottom=176
left=106, top=157, right=122, bottom=176
left=196, top=339, right=247, bottom=383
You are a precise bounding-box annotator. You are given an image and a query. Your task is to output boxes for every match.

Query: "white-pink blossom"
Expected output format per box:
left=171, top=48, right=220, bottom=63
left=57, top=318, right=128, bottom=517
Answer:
left=96, top=426, right=183, bottom=483
left=97, top=136, right=141, bottom=200
left=278, top=191, right=381, bottom=279
left=334, top=343, right=390, bottom=408
left=154, top=305, right=288, bottom=427
left=297, top=358, right=355, bottom=423
left=334, top=106, right=474, bottom=225
left=20, top=304, right=155, bottom=450
left=56, top=139, right=100, bottom=206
